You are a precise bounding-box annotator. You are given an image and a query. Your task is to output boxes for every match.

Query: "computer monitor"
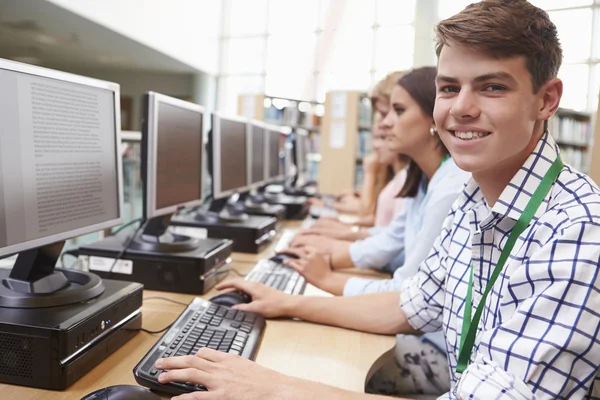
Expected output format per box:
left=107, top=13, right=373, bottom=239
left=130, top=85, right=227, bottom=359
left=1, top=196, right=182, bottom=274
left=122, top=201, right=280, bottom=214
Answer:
left=247, top=120, right=268, bottom=188
left=0, top=58, right=123, bottom=308
left=211, top=113, right=249, bottom=200
left=265, top=125, right=288, bottom=183
left=135, top=92, right=205, bottom=252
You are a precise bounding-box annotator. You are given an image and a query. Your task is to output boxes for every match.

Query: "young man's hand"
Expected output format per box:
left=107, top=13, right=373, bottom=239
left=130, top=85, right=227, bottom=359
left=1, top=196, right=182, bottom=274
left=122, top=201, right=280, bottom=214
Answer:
left=155, top=348, right=303, bottom=400
left=214, top=280, right=293, bottom=318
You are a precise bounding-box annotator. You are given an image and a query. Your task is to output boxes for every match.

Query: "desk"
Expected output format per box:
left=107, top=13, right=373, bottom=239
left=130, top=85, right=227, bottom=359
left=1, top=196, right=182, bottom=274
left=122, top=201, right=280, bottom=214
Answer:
left=0, top=227, right=395, bottom=399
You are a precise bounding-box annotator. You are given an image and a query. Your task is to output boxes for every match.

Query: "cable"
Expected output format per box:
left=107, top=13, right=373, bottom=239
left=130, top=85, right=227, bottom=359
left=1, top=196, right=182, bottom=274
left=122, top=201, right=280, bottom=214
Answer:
left=110, top=217, right=143, bottom=236
left=228, top=268, right=247, bottom=277
left=61, top=249, right=79, bottom=268
left=140, top=324, right=174, bottom=335
left=143, top=296, right=189, bottom=306
left=108, top=220, right=148, bottom=278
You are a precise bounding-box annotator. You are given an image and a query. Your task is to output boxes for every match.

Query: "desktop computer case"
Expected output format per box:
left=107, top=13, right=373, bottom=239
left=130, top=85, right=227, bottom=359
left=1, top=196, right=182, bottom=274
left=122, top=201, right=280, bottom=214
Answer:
left=171, top=214, right=277, bottom=254
left=78, top=235, right=233, bottom=294
left=0, top=279, right=143, bottom=390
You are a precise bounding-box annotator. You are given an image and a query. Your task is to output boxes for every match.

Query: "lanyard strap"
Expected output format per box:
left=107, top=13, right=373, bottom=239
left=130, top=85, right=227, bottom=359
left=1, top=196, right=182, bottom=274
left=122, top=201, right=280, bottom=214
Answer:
left=456, top=156, right=564, bottom=374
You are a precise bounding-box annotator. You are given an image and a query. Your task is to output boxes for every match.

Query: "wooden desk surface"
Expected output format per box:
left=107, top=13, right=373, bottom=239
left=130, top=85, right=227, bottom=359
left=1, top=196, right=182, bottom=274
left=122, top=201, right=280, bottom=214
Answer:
left=0, top=226, right=395, bottom=399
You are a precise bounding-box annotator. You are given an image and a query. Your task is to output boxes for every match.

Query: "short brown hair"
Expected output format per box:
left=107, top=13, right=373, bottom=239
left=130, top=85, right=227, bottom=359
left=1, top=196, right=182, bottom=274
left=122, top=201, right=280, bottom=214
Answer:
left=370, top=71, right=405, bottom=111
left=435, top=0, right=562, bottom=92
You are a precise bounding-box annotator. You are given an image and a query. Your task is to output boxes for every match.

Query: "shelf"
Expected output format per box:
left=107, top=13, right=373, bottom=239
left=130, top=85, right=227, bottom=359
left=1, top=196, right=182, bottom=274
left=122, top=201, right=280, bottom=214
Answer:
left=556, top=140, right=589, bottom=148
left=556, top=108, right=592, bottom=120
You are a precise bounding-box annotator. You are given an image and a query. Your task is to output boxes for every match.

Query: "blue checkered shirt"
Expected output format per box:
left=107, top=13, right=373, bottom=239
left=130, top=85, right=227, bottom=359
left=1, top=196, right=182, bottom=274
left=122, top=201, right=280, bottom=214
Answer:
left=400, top=133, right=600, bottom=399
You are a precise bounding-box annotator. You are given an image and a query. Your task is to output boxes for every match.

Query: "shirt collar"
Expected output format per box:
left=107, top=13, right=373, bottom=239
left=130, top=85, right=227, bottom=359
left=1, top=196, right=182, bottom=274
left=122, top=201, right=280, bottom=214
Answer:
left=457, top=132, right=560, bottom=222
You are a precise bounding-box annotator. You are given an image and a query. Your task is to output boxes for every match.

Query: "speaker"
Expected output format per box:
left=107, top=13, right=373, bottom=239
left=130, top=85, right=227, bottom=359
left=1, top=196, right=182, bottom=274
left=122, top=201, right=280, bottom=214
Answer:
left=0, top=333, right=34, bottom=379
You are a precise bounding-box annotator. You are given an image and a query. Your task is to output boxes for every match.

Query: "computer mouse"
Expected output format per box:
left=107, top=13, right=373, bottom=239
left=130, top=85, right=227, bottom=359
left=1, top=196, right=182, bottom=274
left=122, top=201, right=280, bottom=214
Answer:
left=81, top=384, right=160, bottom=400
left=269, top=252, right=300, bottom=264
left=209, top=291, right=252, bottom=307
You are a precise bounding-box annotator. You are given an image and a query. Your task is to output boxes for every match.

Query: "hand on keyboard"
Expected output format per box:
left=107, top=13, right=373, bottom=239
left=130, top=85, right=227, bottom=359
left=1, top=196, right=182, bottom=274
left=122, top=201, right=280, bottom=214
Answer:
left=155, top=348, right=299, bottom=400
left=215, top=279, right=292, bottom=318
left=278, top=247, right=336, bottom=292
left=289, top=233, right=338, bottom=253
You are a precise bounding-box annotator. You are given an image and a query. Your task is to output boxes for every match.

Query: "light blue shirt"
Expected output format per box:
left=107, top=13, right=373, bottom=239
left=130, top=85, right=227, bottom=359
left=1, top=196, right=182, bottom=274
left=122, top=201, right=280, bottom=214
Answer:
left=346, top=159, right=471, bottom=296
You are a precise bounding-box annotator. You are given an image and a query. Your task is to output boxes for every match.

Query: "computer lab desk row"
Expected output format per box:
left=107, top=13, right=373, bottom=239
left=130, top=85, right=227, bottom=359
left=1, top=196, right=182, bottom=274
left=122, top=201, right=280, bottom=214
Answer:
left=0, top=227, right=395, bottom=400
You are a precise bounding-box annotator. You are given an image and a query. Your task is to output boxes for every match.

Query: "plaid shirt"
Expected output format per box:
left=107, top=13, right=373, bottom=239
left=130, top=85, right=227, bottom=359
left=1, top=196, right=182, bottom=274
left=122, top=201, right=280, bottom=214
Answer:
left=400, top=132, right=600, bottom=399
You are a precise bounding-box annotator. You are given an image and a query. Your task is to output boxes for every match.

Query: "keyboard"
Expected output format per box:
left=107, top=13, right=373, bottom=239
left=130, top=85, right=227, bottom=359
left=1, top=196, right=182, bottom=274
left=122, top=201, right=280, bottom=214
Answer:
left=245, top=259, right=306, bottom=295
left=134, top=298, right=265, bottom=396
left=274, top=229, right=296, bottom=252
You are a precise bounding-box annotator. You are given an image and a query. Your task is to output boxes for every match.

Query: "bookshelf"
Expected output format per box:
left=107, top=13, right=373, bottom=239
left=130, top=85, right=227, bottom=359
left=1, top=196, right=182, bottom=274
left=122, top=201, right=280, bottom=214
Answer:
left=550, top=108, right=593, bottom=173
left=318, top=91, right=372, bottom=194
left=237, top=94, right=323, bottom=182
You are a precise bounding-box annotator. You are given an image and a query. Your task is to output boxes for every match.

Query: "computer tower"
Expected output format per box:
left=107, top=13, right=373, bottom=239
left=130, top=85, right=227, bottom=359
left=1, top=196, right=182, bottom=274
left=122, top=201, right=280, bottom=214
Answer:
left=77, top=235, right=233, bottom=294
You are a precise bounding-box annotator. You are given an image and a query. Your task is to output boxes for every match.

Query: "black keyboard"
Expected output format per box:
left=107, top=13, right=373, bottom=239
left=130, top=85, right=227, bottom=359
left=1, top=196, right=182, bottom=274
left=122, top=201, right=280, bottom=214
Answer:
left=245, top=259, right=306, bottom=295
left=134, top=298, right=265, bottom=395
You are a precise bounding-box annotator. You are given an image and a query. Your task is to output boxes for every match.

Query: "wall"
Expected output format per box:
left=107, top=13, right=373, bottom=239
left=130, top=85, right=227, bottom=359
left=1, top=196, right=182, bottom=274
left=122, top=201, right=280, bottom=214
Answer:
left=46, top=0, right=222, bottom=74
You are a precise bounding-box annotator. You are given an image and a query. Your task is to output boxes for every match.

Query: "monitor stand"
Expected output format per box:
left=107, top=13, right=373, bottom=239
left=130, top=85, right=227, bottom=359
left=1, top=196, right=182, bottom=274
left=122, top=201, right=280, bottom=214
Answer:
left=129, top=214, right=201, bottom=253
left=194, top=197, right=249, bottom=223
left=0, top=241, right=104, bottom=309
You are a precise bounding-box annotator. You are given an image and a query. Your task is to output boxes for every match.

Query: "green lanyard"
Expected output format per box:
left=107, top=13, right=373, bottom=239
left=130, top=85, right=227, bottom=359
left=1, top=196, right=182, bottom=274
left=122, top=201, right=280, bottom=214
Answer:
left=455, top=156, right=564, bottom=375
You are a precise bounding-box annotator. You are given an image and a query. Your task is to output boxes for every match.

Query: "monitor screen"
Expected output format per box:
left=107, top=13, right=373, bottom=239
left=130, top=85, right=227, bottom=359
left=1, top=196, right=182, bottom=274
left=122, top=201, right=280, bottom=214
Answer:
left=248, top=123, right=266, bottom=186
left=0, top=59, right=122, bottom=258
left=266, top=128, right=282, bottom=180
left=212, top=115, right=248, bottom=198
left=143, top=93, right=204, bottom=219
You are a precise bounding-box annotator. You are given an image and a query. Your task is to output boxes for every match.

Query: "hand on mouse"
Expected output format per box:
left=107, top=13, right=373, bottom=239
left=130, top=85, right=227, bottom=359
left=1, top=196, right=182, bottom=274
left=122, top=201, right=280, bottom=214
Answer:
left=155, top=348, right=305, bottom=400
left=214, top=280, right=292, bottom=318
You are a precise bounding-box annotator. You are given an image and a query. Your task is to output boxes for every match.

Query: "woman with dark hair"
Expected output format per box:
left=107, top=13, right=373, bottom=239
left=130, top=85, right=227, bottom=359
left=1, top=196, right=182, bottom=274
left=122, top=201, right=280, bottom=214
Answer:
left=309, top=71, right=408, bottom=227
left=286, top=67, right=469, bottom=296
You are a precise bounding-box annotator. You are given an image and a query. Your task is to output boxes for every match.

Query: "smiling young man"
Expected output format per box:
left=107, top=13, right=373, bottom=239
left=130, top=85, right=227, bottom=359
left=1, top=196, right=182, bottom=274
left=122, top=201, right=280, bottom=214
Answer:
left=154, top=1, right=600, bottom=398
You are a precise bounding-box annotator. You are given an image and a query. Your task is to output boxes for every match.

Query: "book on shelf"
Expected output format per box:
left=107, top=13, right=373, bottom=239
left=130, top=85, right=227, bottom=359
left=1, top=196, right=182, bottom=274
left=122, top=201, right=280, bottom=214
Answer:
left=548, top=108, right=592, bottom=173
left=549, top=112, right=592, bottom=146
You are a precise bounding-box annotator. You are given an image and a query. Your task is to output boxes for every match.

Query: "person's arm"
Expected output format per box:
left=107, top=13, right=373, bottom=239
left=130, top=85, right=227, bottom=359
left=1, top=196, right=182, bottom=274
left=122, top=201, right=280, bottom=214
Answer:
left=155, top=348, right=411, bottom=400
left=344, top=193, right=462, bottom=296
left=216, top=279, right=419, bottom=336
left=455, top=221, right=600, bottom=399
left=341, top=209, right=408, bottom=271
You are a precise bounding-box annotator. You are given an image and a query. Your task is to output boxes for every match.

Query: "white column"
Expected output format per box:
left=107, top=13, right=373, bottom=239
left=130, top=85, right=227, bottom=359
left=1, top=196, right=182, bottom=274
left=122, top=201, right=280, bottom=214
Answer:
left=413, top=0, right=439, bottom=68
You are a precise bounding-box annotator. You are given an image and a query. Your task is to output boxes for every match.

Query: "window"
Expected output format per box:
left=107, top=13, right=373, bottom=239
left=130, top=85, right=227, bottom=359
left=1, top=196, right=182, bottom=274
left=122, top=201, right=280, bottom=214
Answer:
left=374, top=25, right=415, bottom=78
left=266, top=34, right=317, bottom=99
left=529, top=0, right=593, bottom=10
left=221, top=38, right=266, bottom=75
left=224, top=0, right=268, bottom=36
left=376, top=0, right=416, bottom=26
left=558, top=64, right=590, bottom=111
left=549, top=9, right=593, bottom=62
left=269, top=0, right=319, bottom=34
left=438, top=0, right=474, bottom=20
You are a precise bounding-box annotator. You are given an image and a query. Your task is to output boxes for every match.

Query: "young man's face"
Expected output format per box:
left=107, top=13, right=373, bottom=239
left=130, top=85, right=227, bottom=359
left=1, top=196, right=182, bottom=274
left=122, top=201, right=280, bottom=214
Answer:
left=433, top=42, right=545, bottom=178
